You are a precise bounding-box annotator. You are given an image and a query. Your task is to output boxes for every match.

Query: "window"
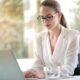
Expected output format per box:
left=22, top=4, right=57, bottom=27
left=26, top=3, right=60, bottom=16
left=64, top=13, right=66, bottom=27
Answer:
left=0, top=0, right=79, bottom=59
left=0, top=0, right=24, bottom=58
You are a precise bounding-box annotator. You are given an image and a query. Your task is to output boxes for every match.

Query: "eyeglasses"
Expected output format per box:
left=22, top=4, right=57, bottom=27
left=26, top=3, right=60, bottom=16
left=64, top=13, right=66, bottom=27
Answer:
left=37, top=14, right=56, bottom=22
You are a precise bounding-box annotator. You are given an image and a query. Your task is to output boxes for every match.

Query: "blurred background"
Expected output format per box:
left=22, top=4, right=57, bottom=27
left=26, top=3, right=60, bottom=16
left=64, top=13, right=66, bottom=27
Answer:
left=0, top=0, right=80, bottom=59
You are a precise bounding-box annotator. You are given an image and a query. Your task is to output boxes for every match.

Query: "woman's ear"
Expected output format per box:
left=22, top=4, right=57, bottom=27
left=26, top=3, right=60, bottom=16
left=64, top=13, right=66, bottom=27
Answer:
left=59, top=12, right=62, bottom=19
left=58, top=12, right=62, bottom=22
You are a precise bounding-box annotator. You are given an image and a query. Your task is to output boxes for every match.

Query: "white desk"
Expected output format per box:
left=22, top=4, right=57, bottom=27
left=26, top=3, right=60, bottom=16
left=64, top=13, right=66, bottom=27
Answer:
left=17, top=59, right=80, bottom=80
left=17, top=58, right=35, bottom=71
left=25, top=76, right=80, bottom=80
left=60, top=76, right=80, bottom=80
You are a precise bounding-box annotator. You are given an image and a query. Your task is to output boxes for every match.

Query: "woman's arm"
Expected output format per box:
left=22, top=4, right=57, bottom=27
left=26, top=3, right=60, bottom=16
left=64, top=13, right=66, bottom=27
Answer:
left=24, top=33, right=45, bottom=78
left=59, top=35, right=79, bottom=77
left=32, top=33, right=45, bottom=70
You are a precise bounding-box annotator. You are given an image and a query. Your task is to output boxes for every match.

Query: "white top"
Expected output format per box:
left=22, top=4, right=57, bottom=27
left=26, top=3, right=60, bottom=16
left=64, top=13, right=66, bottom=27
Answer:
left=32, top=27, right=79, bottom=77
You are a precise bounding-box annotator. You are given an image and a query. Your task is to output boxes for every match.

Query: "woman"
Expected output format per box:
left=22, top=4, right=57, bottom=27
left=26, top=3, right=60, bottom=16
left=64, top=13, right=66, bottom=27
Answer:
left=24, top=0, right=79, bottom=78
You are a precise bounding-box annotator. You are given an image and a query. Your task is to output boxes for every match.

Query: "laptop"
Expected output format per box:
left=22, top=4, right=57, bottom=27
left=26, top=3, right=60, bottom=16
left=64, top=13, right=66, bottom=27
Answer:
left=0, top=49, right=25, bottom=80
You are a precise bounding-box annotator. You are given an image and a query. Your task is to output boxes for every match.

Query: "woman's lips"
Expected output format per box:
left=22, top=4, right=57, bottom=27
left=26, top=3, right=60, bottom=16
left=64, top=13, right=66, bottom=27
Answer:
left=45, top=24, right=51, bottom=28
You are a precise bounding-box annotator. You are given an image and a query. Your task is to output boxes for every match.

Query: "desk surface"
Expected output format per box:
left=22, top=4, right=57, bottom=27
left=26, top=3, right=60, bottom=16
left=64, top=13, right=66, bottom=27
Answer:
left=61, top=76, right=80, bottom=80
left=25, top=76, right=80, bottom=80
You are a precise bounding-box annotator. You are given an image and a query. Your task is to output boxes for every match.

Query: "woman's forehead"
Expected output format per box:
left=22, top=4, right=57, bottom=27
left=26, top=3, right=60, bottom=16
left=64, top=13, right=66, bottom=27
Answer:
left=40, top=6, right=55, bottom=15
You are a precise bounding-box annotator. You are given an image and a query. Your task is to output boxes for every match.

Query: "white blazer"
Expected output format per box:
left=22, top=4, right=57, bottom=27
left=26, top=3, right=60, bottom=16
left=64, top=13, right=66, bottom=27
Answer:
left=32, top=27, right=79, bottom=77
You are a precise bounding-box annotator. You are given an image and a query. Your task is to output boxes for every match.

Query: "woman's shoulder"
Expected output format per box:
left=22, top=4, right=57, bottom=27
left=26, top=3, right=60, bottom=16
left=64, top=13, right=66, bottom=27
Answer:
left=63, top=27, right=79, bottom=38
left=69, top=29, right=79, bottom=38
left=36, top=30, right=48, bottom=39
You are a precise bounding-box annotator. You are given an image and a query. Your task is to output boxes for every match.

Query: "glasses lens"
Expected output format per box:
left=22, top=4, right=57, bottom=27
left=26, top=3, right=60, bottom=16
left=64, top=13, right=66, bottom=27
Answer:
left=37, top=14, right=56, bottom=22
left=37, top=16, right=42, bottom=21
left=46, top=16, right=53, bottom=21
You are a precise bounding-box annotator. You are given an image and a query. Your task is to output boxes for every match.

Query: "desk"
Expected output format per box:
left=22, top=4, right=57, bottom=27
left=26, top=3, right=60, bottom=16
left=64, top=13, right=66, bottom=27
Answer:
left=60, top=76, right=80, bottom=80
left=17, top=59, right=35, bottom=71
left=25, top=76, right=80, bottom=80
left=17, top=59, right=80, bottom=80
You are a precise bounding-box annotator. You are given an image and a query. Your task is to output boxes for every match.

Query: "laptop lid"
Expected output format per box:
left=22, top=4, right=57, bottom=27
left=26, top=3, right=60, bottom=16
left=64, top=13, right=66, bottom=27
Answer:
left=0, top=49, right=25, bottom=80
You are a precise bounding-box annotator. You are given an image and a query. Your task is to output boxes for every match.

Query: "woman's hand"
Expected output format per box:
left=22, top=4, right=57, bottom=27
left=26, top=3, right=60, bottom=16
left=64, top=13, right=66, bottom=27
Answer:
left=24, top=69, right=45, bottom=79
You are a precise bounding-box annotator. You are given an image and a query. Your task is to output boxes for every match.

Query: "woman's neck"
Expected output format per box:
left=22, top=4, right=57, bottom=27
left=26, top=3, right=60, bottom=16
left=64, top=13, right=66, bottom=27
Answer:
left=48, top=25, right=61, bottom=39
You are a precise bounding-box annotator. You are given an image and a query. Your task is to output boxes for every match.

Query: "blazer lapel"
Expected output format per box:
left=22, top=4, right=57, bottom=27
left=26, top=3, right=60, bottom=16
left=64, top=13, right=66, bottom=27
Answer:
left=51, top=27, right=68, bottom=66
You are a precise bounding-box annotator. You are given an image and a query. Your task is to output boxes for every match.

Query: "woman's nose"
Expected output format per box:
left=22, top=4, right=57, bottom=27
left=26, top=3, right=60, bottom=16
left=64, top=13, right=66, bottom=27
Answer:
left=43, top=19, right=49, bottom=23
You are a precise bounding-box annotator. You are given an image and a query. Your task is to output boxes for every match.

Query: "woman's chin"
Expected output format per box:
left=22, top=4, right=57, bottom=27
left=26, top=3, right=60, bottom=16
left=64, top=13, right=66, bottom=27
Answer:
left=45, top=26, right=51, bottom=30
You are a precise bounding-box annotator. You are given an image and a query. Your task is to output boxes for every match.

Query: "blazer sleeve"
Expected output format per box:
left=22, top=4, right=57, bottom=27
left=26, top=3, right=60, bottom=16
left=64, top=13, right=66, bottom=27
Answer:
left=31, top=33, right=45, bottom=70
left=60, top=35, right=79, bottom=77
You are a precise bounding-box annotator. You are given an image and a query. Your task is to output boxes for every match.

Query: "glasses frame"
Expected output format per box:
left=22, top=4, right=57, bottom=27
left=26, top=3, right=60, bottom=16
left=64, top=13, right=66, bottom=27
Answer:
left=37, top=13, right=56, bottom=22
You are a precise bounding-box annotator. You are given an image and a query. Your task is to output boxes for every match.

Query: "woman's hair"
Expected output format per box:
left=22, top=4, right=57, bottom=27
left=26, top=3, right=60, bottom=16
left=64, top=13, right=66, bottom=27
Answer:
left=40, top=0, right=68, bottom=28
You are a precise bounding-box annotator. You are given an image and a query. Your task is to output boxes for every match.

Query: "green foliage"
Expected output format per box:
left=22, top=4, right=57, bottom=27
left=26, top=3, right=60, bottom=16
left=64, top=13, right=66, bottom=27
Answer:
left=71, top=0, right=80, bottom=31
left=35, top=0, right=43, bottom=31
left=0, top=0, right=24, bottom=20
left=0, top=0, right=24, bottom=58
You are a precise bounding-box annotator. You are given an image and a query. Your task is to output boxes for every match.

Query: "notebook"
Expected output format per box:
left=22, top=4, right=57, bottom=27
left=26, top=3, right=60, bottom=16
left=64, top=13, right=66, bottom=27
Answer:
left=0, top=49, right=25, bottom=80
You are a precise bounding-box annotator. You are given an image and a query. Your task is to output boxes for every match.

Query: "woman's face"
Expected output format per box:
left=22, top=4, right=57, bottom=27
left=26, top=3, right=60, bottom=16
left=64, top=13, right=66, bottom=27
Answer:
left=39, top=6, right=61, bottom=30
